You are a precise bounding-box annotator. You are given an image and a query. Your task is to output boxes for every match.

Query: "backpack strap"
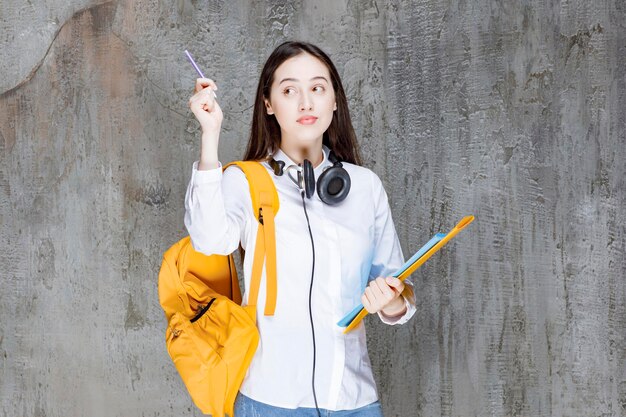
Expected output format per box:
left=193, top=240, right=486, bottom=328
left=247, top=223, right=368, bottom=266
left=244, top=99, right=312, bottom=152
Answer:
left=224, top=161, right=279, bottom=316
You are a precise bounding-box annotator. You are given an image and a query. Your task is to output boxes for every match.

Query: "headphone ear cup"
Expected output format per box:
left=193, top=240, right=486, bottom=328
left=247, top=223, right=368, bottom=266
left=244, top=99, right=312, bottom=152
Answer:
left=302, top=159, right=316, bottom=199
left=317, top=166, right=351, bottom=205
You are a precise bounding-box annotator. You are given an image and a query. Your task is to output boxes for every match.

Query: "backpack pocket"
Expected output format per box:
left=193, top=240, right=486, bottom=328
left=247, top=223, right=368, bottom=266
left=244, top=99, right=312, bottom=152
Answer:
left=165, top=296, right=259, bottom=417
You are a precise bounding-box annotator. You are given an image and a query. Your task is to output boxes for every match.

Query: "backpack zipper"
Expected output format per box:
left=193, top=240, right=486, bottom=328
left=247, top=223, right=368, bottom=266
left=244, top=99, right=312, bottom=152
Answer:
left=190, top=297, right=217, bottom=323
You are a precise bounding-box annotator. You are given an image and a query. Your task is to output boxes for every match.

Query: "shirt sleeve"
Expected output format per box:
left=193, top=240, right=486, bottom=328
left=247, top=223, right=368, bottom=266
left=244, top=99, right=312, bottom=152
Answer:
left=368, top=171, right=417, bottom=326
left=184, top=161, right=252, bottom=255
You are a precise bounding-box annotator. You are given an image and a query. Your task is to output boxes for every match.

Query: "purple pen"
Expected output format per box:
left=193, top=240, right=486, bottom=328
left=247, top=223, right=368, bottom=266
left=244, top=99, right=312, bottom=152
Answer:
left=184, top=50, right=205, bottom=78
left=185, top=49, right=217, bottom=98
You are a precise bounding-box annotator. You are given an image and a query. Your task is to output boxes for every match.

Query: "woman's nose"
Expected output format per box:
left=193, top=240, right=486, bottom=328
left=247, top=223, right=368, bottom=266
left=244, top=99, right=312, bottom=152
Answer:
left=299, top=93, right=313, bottom=111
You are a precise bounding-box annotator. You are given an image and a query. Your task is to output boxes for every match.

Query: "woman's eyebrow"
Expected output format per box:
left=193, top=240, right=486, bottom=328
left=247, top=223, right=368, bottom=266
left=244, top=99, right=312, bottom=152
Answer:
left=279, top=76, right=329, bottom=85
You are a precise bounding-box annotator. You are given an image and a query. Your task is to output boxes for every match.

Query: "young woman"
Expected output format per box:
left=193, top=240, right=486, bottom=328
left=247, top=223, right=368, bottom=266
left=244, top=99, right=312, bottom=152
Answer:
left=185, top=41, right=416, bottom=416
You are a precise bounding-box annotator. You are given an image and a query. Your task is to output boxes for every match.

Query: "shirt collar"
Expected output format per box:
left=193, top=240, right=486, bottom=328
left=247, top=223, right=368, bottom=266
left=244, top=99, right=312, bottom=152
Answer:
left=271, top=144, right=331, bottom=176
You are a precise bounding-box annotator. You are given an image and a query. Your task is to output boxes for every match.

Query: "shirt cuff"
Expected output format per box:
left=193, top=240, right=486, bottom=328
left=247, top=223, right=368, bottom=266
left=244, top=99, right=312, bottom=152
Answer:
left=192, top=160, right=223, bottom=184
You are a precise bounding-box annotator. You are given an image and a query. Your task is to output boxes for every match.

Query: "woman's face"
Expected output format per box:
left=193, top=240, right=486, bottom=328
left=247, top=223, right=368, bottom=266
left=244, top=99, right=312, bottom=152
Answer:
left=264, top=52, right=337, bottom=149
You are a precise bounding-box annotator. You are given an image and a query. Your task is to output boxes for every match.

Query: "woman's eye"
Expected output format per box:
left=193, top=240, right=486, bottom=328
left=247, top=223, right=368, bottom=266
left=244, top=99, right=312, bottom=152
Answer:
left=283, top=87, right=296, bottom=95
left=313, top=85, right=325, bottom=93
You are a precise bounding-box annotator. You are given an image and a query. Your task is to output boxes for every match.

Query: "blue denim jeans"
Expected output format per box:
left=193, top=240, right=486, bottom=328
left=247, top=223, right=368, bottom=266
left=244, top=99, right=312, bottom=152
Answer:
left=233, top=392, right=384, bottom=417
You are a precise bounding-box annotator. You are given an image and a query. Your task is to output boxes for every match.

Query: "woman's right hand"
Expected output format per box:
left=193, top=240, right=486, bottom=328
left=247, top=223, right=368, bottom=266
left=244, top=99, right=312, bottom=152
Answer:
left=189, top=78, right=223, bottom=136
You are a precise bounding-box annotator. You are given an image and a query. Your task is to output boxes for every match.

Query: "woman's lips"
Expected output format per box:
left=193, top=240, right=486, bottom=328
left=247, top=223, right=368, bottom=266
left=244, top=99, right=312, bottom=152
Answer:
left=297, top=116, right=318, bottom=125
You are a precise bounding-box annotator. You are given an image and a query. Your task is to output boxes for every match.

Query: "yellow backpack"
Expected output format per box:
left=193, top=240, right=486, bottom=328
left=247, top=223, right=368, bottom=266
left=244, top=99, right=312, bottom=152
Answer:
left=158, top=161, right=279, bottom=417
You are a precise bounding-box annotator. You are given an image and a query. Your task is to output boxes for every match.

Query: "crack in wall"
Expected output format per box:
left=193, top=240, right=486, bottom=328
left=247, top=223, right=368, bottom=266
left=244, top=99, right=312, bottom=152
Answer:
left=0, top=0, right=116, bottom=99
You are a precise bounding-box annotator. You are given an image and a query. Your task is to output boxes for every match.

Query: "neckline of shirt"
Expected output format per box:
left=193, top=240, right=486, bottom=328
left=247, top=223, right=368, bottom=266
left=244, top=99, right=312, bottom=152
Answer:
left=271, top=145, right=331, bottom=176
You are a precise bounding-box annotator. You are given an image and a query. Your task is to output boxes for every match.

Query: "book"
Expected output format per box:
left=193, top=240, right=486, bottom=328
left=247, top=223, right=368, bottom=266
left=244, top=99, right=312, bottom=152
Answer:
left=337, top=215, right=474, bottom=333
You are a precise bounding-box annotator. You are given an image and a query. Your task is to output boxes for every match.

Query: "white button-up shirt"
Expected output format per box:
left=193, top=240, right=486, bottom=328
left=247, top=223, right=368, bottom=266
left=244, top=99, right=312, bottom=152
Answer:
left=184, top=145, right=416, bottom=410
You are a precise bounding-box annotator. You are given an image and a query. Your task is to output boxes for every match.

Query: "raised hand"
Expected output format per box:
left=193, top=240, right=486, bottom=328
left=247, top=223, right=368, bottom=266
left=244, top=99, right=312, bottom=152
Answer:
left=189, top=78, right=223, bottom=136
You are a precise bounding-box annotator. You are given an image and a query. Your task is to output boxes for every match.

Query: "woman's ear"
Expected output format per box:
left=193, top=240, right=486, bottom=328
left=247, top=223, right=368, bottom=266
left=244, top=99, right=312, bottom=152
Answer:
left=264, top=98, right=274, bottom=115
left=333, top=102, right=337, bottom=111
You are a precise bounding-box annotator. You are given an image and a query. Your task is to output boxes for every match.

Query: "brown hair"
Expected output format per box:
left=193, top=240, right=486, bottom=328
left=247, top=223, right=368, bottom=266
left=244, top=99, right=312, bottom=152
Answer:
left=243, top=41, right=362, bottom=165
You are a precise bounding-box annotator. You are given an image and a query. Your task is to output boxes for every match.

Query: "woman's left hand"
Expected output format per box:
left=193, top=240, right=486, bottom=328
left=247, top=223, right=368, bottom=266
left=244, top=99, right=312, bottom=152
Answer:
left=361, top=277, right=407, bottom=317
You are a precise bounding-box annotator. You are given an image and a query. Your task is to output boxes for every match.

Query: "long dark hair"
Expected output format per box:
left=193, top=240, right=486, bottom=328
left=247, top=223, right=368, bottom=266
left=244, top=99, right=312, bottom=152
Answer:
left=244, top=41, right=362, bottom=165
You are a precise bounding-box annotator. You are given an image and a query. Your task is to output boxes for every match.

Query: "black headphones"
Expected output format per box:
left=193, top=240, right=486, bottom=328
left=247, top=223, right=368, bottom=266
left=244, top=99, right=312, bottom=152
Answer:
left=269, top=151, right=351, bottom=205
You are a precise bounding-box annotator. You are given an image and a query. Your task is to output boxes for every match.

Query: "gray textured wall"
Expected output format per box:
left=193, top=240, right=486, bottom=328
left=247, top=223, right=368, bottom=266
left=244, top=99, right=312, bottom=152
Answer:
left=1, top=1, right=624, bottom=416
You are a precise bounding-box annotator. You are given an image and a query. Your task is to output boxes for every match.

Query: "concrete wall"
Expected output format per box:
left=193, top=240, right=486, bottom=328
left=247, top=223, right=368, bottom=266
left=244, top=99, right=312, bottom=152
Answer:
left=1, top=1, right=624, bottom=416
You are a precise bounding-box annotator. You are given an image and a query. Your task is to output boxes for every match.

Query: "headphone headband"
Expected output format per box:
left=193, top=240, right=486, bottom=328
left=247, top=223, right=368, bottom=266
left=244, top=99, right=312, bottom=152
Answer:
left=268, top=158, right=285, bottom=176
left=327, top=150, right=341, bottom=166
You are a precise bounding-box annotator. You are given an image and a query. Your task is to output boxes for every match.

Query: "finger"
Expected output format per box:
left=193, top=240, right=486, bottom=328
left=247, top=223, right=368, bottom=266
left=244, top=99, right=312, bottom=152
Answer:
left=189, top=95, right=209, bottom=112
left=189, top=88, right=216, bottom=112
left=364, top=286, right=385, bottom=312
left=385, top=277, right=405, bottom=293
left=364, top=282, right=383, bottom=309
left=361, top=292, right=376, bottom=313
left=195, top=78, right=218, bottom=93
left=195, top=78, right=216, bottom=91
left=372, top=277, right=396, bottom=301
left=190, top=85, right=216, bottom=102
